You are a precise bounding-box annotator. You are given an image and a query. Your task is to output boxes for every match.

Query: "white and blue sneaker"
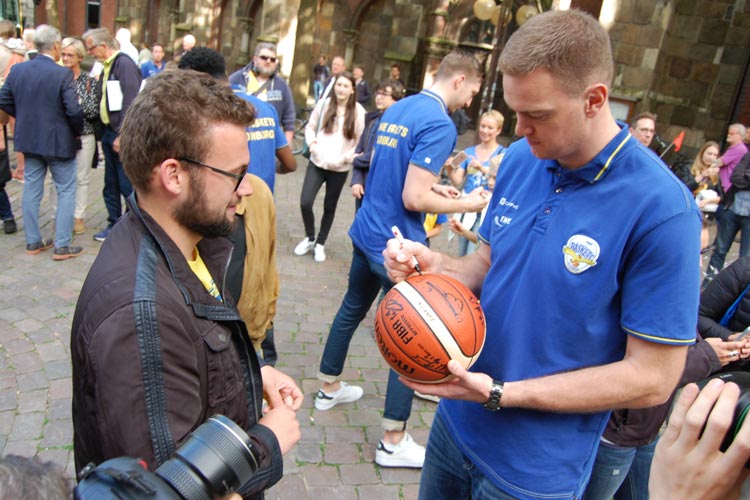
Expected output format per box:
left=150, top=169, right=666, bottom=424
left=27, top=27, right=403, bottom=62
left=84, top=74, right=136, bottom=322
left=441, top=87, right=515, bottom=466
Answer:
left=314, top=382, right=363, bottom=410
left=375, top=432, right=425, bottom=468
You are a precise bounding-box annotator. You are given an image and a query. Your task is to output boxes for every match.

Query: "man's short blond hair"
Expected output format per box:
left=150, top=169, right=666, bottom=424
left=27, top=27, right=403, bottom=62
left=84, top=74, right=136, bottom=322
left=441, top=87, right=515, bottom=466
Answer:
left=499, top=9, right=613, bottom=96
left=435, top=49, right=482, bottom=82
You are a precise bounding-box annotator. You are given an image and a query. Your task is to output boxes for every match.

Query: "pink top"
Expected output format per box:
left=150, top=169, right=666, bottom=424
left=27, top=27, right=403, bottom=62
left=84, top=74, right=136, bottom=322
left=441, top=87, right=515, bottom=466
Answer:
left=720, top=141, right=749, bottom=191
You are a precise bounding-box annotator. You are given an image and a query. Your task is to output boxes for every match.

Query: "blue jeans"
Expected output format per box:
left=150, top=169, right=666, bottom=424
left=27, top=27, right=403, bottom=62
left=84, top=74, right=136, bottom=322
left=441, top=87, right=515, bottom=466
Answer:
left=102, top=127, right=133, bottom=226
left=418, top=411, right=518, bottom=500
left=313, top=80, right=324, bottom=102
left=318, top=245, right=414, bottom=428
left=582, top=439, right=657, bottom=500
left=22, top=155, right=76, bottom=247
left=707, top=207, right=750, bottom=272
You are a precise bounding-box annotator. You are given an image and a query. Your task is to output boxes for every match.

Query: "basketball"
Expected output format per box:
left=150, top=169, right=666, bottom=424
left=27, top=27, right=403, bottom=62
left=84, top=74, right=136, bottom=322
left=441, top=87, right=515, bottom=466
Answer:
left=374, top=273, right=486, bottom=384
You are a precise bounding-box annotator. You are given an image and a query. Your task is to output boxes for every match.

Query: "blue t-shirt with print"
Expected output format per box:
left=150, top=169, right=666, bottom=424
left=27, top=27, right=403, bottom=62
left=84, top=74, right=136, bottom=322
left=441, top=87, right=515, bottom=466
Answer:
left=349, top=90, right=457, bottom=264
left=440, top=125, right=701, bottom=500
left=458, top=144, right=504, bottom=193
left=235, top=91, right=288, bottom=193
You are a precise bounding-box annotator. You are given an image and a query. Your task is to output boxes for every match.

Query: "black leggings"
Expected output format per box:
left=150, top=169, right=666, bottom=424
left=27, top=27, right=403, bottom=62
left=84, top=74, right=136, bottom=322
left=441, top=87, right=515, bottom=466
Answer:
left=300, top=161, right=349, bottom=246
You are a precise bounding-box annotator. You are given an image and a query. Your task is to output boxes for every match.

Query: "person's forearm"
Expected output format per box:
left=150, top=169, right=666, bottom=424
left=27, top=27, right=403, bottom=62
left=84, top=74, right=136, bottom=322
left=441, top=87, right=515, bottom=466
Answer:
left=403, top=188, right=480, bottom=214
left=501, top=342, right=688, bottom=412
left=433, top=249, right=490, bottom=296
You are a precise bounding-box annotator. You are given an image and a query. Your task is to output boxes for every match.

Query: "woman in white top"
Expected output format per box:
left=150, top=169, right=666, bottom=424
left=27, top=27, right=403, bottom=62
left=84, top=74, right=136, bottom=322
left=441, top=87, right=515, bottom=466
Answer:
left=294, top=71, right=365, bottom=262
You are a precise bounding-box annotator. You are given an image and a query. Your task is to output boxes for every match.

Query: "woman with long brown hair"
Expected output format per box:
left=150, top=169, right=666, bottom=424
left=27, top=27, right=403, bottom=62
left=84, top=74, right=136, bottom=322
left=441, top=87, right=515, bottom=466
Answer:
left=295, top=71, right=365, bottom=262
left=690, top=141, right=721, bottom=214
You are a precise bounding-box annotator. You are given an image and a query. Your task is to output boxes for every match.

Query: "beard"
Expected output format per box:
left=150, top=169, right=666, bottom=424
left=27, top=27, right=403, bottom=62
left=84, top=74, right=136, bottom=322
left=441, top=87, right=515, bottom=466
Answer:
left=254, top=64, right=276, bottom=77
left=173, top=177, right=236, bottom=238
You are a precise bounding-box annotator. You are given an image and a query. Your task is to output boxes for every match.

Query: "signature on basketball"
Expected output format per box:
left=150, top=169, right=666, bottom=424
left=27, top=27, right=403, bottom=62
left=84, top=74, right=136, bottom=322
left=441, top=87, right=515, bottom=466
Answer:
left=412, top=352, right=445, bottom=371
left=424, top=280, right=464, bottom=322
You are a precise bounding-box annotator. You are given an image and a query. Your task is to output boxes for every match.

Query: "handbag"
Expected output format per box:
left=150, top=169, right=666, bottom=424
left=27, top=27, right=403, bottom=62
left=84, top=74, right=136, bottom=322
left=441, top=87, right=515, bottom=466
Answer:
left=0, top=125, right=10, bottom=185
left=696, top=189, right=719, bottom=213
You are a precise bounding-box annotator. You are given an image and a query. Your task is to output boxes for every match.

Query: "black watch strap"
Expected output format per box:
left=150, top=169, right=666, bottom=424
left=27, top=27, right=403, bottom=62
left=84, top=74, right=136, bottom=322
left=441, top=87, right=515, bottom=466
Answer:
left=483, top=379, right=504, bottom=411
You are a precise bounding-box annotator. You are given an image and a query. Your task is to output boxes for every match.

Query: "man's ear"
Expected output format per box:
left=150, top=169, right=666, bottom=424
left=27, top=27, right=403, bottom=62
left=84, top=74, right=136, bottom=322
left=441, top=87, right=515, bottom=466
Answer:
left=158, top=158, right=187, bottom=196
left=583, top=83, right=608, bottom=118
left=454, top=74, right=466, bottom=89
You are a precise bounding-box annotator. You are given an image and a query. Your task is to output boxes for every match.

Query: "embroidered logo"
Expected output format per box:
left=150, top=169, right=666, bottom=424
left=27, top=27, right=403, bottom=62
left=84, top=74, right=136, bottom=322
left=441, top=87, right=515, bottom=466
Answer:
left=562, top=235, right=600, bottom=274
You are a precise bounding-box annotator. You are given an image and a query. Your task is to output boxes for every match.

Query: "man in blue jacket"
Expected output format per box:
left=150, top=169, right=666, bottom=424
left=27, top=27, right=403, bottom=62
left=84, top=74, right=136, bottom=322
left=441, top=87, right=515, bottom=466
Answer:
left=83, top=27, right=142, bottom=242
left=0, top=24, right=84, bottom=260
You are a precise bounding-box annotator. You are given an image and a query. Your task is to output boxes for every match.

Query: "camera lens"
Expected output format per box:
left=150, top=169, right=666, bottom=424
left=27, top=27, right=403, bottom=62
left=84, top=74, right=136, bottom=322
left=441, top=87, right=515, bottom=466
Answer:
left=156, top=415, right=260, bottom=500
left=695, top=371, right=750, bottom=452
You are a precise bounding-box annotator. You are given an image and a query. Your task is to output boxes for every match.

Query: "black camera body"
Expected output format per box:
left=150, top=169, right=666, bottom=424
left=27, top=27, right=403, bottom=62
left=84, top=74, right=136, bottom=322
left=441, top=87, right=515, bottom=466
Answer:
left=695, top=371, right=750, bottom=453
left=75, top=415, right=260, bottom=500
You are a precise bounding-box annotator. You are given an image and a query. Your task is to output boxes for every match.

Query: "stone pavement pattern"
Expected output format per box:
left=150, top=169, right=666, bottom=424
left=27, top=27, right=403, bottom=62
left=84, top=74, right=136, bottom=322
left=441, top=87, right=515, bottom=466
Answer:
left=0, top=143, right=468, bottom=498
left=0, top=134, right=732, bottom=499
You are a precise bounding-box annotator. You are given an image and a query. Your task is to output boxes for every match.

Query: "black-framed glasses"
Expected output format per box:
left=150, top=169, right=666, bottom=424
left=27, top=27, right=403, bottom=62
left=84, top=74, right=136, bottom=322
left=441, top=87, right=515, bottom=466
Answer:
left=178, top=157, right=245, bottom=192
left=258, top=54, right=277, bottom=63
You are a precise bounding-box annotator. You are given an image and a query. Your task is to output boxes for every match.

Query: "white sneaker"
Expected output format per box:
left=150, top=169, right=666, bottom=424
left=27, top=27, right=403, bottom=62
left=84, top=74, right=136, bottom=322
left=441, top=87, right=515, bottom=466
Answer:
left=375, top=432, right=425, bottom=468
left=314, top=243, right=326, bottom=262
left=294, top=237, right=315, bottom=256
left=314, top=382, right=363, bottom=410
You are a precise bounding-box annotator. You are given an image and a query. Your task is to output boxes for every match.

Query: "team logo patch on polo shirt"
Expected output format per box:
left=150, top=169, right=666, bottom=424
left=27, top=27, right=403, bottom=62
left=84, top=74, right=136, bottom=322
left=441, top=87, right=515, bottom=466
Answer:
left=562, top=235, right=599, bottom=274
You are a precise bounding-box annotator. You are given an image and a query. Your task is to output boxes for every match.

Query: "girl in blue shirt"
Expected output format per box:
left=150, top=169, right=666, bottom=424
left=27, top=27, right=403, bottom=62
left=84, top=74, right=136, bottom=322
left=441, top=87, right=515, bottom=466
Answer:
left=446, top=110, right=504, bottom=255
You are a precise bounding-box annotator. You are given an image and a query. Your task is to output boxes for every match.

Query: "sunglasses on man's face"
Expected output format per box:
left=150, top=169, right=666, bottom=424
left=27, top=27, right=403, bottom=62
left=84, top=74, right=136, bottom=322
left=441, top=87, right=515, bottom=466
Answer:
left=258, top=54, right=277, bottom=63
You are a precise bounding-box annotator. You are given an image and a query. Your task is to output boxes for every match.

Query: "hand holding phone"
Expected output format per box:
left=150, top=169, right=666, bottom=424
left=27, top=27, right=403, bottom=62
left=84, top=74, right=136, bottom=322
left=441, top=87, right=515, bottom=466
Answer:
left=450, top=151, right=468, bottom=167
left=735, top=326, right=750, bottom=341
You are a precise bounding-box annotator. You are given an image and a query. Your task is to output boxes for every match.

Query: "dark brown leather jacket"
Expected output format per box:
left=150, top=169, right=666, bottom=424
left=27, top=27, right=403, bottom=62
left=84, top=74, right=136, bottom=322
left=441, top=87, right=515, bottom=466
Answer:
left=71, top=194, right=282, bottom=498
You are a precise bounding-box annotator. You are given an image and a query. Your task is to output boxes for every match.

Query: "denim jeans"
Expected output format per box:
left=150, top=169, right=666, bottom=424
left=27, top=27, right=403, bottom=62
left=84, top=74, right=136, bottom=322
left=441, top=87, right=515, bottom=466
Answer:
left=582, top=439, right=657, bottom=500
left=313, top=80, right=324, bottom=102
left=22, top=154, right=76, bottom=247
left=418, top=411, right=518, bottom=500
left=102, top=127, right=133, bottom=226
left=707, top=207, right=750, bottom=273
left=318, top=245, right=415, bottom=428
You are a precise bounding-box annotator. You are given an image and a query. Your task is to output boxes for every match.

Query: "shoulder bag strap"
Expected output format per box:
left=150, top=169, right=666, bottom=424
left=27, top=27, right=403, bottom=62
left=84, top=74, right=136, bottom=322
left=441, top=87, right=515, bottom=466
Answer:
left=719, top=283, right=750, bottom=327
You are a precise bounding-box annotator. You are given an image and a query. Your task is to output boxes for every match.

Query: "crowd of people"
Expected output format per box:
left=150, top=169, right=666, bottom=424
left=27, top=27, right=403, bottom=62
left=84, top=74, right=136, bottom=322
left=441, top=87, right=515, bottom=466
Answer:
left=2, top=11, right=750, bottom=500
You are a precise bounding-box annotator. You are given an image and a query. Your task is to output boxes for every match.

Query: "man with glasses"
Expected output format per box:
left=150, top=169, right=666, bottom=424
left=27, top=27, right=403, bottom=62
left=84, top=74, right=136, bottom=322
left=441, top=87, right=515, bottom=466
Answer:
left=71, top=71, right=303, bottom=496
left=83, top=27, right=142, bottom=242
left=0, top=24, right=84, bottom=260
left=229, top=42, right=295, bottom=144
left=351, top=79, right=404, bottom=211
left=629, top=111, right=656, bottom=148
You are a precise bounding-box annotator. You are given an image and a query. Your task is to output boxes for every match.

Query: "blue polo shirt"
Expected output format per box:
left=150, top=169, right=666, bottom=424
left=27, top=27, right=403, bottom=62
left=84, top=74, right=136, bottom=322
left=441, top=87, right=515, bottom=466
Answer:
left=349, top=90, right=456, bottom=263
left=140, top=60, right=164, bottom=79
left=439, top=124, right=701, bottom=500
left=235, top=91, right=287, bottom=193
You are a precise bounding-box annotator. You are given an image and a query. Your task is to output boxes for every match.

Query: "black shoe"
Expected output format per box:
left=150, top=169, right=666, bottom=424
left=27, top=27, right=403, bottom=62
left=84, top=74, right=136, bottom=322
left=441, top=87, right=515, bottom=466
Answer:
left=52, top=246, right=84, bottom=261
left=25, top=238, right=53, bottom=255
left=3, top=218, right=16, bottom=234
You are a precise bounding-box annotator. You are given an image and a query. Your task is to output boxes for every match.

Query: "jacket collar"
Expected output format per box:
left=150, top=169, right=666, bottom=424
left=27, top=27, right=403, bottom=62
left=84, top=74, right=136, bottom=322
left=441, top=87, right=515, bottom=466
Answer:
left=125, top=193, right=237, bottom=315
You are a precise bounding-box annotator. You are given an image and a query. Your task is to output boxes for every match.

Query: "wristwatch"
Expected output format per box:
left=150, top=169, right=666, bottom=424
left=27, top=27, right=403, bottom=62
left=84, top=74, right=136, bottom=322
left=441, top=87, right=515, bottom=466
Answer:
left=483, top=379, right=504, bottom=411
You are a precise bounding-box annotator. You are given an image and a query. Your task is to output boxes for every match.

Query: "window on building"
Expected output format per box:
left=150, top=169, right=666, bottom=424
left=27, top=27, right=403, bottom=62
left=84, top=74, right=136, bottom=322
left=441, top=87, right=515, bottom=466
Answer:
left=87, top=1, right=101, bottom=29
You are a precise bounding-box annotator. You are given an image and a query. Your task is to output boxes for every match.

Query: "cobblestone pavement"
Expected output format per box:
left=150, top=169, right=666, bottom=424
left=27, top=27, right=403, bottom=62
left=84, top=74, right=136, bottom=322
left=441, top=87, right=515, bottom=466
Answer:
left=0, top=134, right=734, bottom=499
left=0, top=136, right=468, bottom=499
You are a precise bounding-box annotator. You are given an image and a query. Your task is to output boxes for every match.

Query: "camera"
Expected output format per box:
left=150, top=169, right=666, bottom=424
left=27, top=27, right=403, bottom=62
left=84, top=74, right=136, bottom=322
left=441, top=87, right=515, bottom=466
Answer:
left=74, top=415, right=260, bottom=499
left=695, top=371, right=750, bottom=454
